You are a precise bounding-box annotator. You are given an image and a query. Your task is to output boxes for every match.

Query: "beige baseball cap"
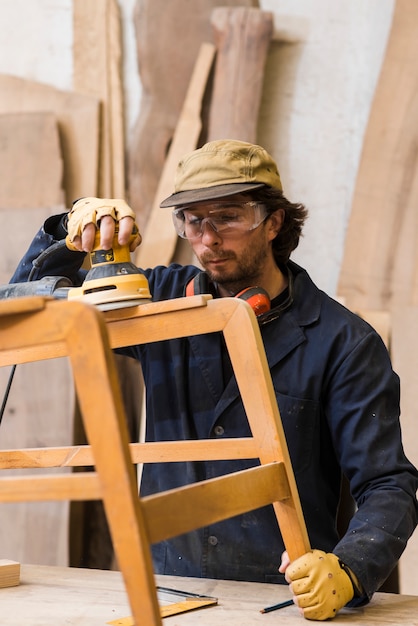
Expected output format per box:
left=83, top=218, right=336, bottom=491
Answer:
left=160, top=139, right=283, bottom=207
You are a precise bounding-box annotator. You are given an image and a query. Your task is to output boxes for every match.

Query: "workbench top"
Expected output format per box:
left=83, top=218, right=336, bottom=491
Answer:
left=1, top=564, right=418, bottom=625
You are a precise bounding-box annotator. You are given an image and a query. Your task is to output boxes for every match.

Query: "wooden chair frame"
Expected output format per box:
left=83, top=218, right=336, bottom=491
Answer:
left=0, top=294, right=310, bottom=625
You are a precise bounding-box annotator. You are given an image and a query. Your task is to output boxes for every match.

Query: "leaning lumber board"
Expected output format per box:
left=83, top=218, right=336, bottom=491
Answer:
left=135, top=43, right=216, bottom=269
left=391, top=307, right=418, bottom=595
left=0, top=74, right=100, bottom=204
left=338, top=0, right=418, bottom=312
left=73, top=1, right=142, bottom=569
left=128, top=0, right=259, bottom=231
left=73, top=0, right=125, bottom=198
left=0, top=109, right=66, bottom=281
left=0, top=117, right=71, bottom=568
left=207, top=7, right=273, bottom=142
left=0, top=112, right=63, bottom=210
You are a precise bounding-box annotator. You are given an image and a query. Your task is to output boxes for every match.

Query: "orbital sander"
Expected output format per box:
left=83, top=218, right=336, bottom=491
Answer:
left=67, top=228, right=151, bottom=310
left=0, top=228, right=152, bottom=311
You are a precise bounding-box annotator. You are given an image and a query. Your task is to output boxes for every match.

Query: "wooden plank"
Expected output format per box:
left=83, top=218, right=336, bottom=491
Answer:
left=143, top=463, right=288, bottom=544
left=207, top=7, right=274, bottom=142
left=0, top=112, right=64, bottom=209
left=0, top=74, right=100, bottom=204
left=128, top=0, right=259, bottom=231
left=0, top=115, right=71, bottom=568
left=338, top=0, right=418, bottom=312
left=0, top=473, right=102, bottom=503
left=0, top=438, right=259, bottom=468
left=135, top=43, right=216, bottom=268
left=0, top=560, right=20, bottom=589
left=73, top=1, right=135, bottom=569
left=73, top=0, right=125, bottom=198
left=134, top=6, right=273, bottom=268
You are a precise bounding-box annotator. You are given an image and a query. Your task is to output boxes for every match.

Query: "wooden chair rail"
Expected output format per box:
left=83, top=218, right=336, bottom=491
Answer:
left=142, top=462, right=290, bottom=544
left=0, top=438, right=259, bottom=468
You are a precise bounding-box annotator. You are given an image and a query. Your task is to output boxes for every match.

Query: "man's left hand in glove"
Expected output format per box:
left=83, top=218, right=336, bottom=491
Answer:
left=279, top=549, right=358, bottom=620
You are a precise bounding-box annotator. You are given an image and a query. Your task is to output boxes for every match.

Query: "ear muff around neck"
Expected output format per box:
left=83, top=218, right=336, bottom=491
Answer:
left=234, top=286, right=271, bottom=316
left=185, top=273, right=271, bottom=317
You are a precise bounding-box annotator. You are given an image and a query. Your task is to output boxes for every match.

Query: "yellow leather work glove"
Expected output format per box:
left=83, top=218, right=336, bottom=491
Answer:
left=286, top=550, right=354, bottom=621
left=66, top=197, right=138, bottom=248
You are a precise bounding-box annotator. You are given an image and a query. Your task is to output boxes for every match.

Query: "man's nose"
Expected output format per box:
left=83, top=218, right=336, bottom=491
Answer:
left=200, top=218, right=221, bottom=244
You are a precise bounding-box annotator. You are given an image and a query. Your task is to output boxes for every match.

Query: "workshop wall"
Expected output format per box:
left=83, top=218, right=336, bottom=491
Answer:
left=0, top=0, right=395, bottom=295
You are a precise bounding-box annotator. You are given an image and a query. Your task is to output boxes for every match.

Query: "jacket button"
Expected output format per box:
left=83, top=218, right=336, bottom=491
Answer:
left=208, top=535, right=218, bottom=546
left=213, top=425, right=225, bottom=436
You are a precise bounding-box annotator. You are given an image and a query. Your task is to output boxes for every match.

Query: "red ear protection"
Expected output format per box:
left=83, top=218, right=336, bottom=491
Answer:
left=185, top=274, right=271, bottom=317
left=234, top=286, right=271, bottom=316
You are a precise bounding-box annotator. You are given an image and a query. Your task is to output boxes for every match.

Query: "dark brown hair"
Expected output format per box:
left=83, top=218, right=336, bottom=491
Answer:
left=250, top=186, right=308, bottom=265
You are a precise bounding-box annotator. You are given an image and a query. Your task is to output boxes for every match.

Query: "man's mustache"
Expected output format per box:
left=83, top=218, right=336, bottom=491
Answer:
left=200, top=251, right=236, bottom=263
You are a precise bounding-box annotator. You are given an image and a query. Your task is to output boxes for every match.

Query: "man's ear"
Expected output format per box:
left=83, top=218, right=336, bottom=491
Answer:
left=267, top=209, right=285, bottom=240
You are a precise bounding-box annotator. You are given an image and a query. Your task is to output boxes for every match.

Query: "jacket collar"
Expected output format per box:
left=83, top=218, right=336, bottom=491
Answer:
left=203, top=262, right=323, bottom=420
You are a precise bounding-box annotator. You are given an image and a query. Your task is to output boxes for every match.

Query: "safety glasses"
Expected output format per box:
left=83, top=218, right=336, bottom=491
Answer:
left=172, top=201, right=268, bottom=240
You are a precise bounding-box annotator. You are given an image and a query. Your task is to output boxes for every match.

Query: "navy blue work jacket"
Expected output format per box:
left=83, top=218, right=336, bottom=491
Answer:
left=10, top=216, right=418, bottom=602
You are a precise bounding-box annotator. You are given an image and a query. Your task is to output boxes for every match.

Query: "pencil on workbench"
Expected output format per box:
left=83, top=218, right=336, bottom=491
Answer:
left=260, top=598, right=294, bottom=613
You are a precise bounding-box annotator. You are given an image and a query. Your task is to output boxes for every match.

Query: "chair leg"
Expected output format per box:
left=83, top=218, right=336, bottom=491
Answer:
left=66, top=305, right=162, bottom=625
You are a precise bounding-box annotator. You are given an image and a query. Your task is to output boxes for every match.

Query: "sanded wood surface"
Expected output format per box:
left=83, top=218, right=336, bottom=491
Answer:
left=0, top=74, right=100, bottom=203
left=207, top=7, right=273, bottom=142
left=338, top=0, right=418, bottom=312
left=1, top=566, right=417, bottom=626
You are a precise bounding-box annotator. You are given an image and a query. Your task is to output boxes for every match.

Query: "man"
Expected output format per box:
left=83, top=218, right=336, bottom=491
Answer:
left=11, top=139, right=418, bottom=620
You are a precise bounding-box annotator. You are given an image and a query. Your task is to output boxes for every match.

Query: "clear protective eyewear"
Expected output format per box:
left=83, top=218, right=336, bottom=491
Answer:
left=172, top=201, right=268, bottom=240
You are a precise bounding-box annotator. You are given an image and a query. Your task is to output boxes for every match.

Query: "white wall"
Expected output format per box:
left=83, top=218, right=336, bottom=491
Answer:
left=1, top=0, right=73, bottom=91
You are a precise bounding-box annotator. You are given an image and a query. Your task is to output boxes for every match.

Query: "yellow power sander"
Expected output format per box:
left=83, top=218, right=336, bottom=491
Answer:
left=0, top=229, right=152, bottom=311
left=67, top=229, right=151, bottom=310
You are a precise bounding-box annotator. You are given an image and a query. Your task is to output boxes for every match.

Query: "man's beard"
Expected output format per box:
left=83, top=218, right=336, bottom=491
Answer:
left=199, top=240, right=269, bottom=295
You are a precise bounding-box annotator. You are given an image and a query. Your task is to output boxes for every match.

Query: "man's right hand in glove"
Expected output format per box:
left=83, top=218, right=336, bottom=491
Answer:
left=279, top=549, right=356, bottom=620
left=66, top=197, right=141, bottom=253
